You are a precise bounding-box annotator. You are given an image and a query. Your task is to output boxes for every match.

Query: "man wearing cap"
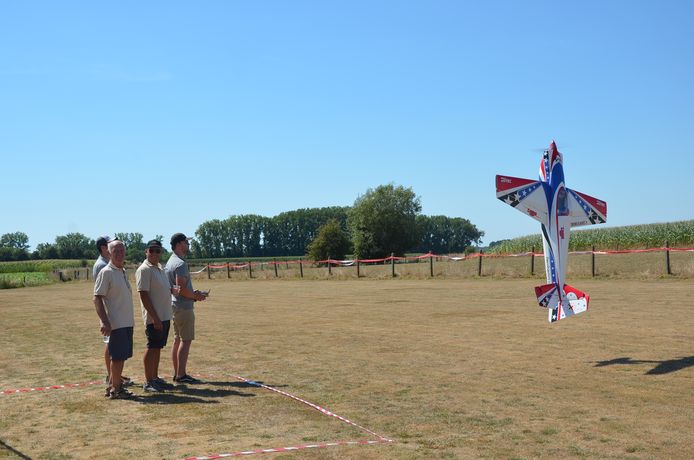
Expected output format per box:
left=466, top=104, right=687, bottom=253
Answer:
left=93, top=236, right=132, bottom=390
left=92, top=236, right=111, bottom=280
left=165, top=233, right=207, bottom=384
left=136, top=240, right=179, bottom=392
left=94, top=239, right=135, bottom=399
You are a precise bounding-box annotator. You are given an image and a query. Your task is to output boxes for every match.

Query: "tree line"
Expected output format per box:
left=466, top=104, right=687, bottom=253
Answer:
left=1, top=184, right=484, bottom=262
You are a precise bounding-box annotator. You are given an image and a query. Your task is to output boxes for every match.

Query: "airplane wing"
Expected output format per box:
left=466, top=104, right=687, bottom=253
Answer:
left=496, top=175, right=549, bottom=225
left=566, top=188, right=607, bottom=227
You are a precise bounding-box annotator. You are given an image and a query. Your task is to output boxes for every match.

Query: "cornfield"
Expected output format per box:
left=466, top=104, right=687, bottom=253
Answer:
left=489, top=220, right=694, bottom=254
left=0, top=259, right=87, bottom=274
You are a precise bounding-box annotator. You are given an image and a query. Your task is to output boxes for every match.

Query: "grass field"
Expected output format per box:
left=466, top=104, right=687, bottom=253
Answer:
left=1, top=277, right=693, bottom=459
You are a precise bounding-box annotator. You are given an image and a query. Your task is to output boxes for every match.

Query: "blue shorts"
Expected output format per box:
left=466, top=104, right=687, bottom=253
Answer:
left=145, top=320, right=170, bottom=349
left=108, top=327, right=133, bottom=361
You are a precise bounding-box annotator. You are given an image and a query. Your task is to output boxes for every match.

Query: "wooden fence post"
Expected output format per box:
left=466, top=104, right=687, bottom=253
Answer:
left=299, top=258, right=304, bottom=278
left=273, top=258, right=278, bottom=277
left=478, top=250, right=483, bottom=276
left=429, top=253, right=434, bottom=277
left=665, top=240, right=671, bottom=275
left=248, top=261, right=253, bottom=279
left=356, top=259, right=361, bottom=278
left=530, top=246, right=535, bottom=275
left=227, top=262, right=231, bottom=279
left=328, top=256, right=332, bottom=275
left=207, top=264, right=211, bottom=279
left=591, top=245, right=596, bottom=277
left=391, top=253, right=395, bottom=277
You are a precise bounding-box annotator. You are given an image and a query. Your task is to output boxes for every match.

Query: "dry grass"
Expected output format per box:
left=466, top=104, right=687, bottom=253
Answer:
left=1, top=275, right=693, bottom=459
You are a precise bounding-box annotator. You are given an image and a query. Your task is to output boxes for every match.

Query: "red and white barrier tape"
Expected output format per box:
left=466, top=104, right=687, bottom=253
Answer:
left=196, top=247, right=694, bottom=273
left=231, top=375, right=393, bottom=442
left=186, top=374, right=393, bottom=460
left=185, top=439, right=390, bottom=459
left=1, top=380, right=102, bottom=395
left=1, top=372, right=394, bottom=458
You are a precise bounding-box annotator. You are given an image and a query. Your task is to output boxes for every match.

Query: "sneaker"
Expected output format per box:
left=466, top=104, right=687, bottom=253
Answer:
left=104, top=387, right=111, bottom=397
left=143, top=381, right=163, bottom=393
left=109, top=386, right=134, bottom=399
left=175, top=374, right=201, bottom=384
left=153, top=377, right=174, bottom=389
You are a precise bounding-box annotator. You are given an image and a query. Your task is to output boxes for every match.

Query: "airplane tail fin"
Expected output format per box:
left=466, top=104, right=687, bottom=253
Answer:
left=534, top=283, right=590, bottom=323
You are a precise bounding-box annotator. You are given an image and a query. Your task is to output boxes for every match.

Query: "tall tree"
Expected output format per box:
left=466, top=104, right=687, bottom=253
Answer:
left=0, top=231, right=30, bottom=261
left=54, top=233, right=93, bottom=259
left=348, top=184, right=422, bottom=259
left=0, top=231, right=30, bottom=250
left=416, top=215, right=484, bottom=253
left=33, top=242, right=59, bottom=260
left=307, top=219, right=352, bottom=261
left=113, top=232, right=146, bottom=262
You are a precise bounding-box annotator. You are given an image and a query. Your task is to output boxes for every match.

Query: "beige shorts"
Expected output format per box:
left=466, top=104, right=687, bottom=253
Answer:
left=172, top=308, right=195, bottom=341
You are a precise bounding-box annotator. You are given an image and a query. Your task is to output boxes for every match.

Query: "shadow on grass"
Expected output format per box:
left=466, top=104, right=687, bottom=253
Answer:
left=594, top=356, right=694, bottom=374
left=174, top=386, right=255, bottom=398
left=137, top=393, right=221, bottom=405
left=0, top=438, right=32, bottom=459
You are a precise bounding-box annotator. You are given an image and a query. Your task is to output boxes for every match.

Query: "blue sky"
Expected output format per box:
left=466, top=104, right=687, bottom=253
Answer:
left=2, top=1, right=693, bottom=251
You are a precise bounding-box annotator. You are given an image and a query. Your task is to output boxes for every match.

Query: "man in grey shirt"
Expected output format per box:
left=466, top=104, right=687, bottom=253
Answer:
left=165, top=233, right=207, bottom=384
left=92, top=236, right=110, bottom=279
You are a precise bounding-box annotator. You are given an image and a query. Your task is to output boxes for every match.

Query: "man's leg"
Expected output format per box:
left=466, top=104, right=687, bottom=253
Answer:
left=171, top=338, right=180, bottom=378
left=144, top=348, right=157, bottom=382
left=152, top=348, right=162, bottom=379
left=111, top=359, right=124, bottom=390
left=176, top=340, right=192, bottom=377
left=104, top=344, right=111, bottom=382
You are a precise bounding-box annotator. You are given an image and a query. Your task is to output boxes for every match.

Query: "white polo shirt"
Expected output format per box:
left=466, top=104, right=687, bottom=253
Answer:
left=136, top=259, right=173, bottom=325
left=94, top=262, right=134, bottom=330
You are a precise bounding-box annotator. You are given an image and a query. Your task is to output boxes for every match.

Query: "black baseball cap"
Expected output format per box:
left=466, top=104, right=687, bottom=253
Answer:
left=146, top=239, right=163, bottom=249
left=96, top=236, right=111, bottom=249
left=170, top=233, right=190, bottom=248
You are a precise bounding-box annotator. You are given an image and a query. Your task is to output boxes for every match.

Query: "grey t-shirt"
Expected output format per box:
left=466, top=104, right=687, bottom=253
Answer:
left=92, top=255, right=109, bottom=280
left=165, top=253, right=194, bottom=311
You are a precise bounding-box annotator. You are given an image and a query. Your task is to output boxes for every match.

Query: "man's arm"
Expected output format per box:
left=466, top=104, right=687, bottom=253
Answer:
left=138, top=290, right=162, bottom=330
left=93, top=295, right=112, bottom=336
left=175, top=274, right=206, bottom=301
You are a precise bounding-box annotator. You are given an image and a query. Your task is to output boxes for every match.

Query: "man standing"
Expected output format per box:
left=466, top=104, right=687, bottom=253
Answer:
left=93, top=236, right=132, bottom=389
left=165, top=233, right=207, bottom=384
left=94, top=239, right=135, bottom=399
left=92, top=236, right=111, bottom=280
left=136, top=240, right=178, bottom=392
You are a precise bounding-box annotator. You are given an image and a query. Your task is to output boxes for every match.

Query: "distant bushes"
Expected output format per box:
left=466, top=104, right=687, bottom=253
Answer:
left=0, top=272, right=53, bottom=289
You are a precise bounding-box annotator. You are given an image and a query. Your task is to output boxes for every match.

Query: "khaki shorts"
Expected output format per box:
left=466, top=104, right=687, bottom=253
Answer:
left=172, top=308, right=195, bottom=341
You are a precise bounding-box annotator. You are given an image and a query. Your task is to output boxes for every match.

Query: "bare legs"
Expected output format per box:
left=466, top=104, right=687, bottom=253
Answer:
left=172, top=338, right=192, bottom=378
left=144, top=348, right=161, bottom=382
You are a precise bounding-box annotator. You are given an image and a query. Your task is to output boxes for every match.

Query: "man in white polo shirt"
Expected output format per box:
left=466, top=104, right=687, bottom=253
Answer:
left=94, top=239, right=134, bottom=399
left=136, top=239, right=179, bottom=392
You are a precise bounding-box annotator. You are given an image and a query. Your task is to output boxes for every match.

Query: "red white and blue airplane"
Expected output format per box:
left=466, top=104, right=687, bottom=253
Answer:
left=495, top=141, right=607, bottom=323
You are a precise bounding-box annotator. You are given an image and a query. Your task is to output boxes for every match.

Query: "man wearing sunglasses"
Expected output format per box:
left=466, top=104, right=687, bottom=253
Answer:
left=135, top=239, right=179, bottom=392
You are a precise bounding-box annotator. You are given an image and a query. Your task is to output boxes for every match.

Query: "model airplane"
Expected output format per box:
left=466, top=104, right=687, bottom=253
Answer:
left=495, top=141, right=607, bottom=322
